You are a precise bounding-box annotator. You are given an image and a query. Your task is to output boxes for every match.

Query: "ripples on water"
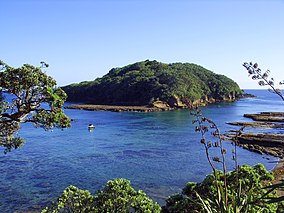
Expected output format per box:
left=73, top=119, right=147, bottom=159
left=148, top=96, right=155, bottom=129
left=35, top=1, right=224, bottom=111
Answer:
left=0, top=90, right=282, bottom=211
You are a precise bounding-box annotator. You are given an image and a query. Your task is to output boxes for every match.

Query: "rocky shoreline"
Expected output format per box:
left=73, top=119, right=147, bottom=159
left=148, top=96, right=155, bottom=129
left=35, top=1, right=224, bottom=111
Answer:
left=226, top=111, right=284, bottom=195
left=244, top=112, right=284, bottom=122
left=226, top=111, right=284, bottom=157
left=64, top=93, right=255, bottom=112
left=65, top=104, right=173, bottom=112
left=225, top=132, right=284, bottom=158
left=227, top=121, right=284, bottom=128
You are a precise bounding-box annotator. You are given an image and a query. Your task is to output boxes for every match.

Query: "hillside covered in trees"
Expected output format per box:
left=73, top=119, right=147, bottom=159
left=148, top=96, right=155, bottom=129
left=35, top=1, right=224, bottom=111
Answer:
left=62, top=60, right=243, bottom=107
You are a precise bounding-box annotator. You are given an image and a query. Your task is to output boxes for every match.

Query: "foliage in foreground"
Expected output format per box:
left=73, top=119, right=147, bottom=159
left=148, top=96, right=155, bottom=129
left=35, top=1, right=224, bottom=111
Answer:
left=162, top=164, right=280, bottom=213
left=0, top=61, right=70, bottom=153
left=41, top=178, right=161, bottom=213
left=42, top=165, right=282, bottom=213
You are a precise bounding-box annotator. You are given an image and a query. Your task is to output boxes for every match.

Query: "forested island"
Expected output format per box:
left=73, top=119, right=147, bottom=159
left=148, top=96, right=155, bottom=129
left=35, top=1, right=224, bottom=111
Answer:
left=62, top=60, right=243, bottom=110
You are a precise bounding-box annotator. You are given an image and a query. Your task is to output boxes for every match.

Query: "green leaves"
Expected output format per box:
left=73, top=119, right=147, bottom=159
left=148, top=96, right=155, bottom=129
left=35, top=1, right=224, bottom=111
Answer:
left=42, top=179, right=161, bottom=213
left=41, top=185, right=95, bottom=213
left=164, top=164, right=280, bottom=212
left=94, top=179, right=161, bottom=213
left=0, top=61, right=70, bottom=153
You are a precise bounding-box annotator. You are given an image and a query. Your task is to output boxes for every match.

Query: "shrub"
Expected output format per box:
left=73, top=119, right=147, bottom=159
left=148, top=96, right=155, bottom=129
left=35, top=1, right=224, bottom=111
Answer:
left=42, top=179, right=161, bottom=213
left=162, top=164, right=279, bottom=212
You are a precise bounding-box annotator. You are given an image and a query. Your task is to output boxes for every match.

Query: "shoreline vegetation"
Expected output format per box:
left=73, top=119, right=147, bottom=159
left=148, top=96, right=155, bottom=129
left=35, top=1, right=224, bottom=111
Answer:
left=65, top=103, right=171, bottom=112
left=64, top=93, right=255, bottom=112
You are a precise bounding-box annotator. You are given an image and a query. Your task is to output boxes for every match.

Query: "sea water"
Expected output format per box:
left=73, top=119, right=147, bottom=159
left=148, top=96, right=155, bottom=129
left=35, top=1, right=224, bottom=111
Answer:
left=0, top=90, right=283, bottom=212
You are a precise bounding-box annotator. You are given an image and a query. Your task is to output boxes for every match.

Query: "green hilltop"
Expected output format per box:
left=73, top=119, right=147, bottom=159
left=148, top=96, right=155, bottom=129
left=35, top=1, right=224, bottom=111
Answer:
left=62, top=60, right=242, bottom=107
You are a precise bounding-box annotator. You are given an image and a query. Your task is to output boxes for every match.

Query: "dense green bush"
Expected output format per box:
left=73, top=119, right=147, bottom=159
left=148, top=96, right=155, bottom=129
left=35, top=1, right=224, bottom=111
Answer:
left=42, top=165, right=282, bottom=213
left=41, top=185, right=94, bottom=212
left=42, top=178, right=161, bottom=213
left=162, top=164, right=280, bottom=213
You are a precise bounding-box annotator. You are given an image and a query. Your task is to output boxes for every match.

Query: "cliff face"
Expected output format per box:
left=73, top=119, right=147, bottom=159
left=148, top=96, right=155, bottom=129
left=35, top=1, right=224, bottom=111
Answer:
left=62, top=60, right=243, bottom=107
left=167, top=93, right=239, bottom=108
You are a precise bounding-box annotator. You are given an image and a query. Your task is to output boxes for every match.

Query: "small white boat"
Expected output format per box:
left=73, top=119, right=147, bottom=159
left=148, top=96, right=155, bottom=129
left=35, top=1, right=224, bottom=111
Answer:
left=88, top=124, right=96, bottom=129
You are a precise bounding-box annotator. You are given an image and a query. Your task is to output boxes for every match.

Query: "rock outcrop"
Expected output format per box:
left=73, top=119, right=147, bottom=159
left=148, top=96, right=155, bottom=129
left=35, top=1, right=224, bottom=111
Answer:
left=227, top=111, right=284, bottom=158
left=227, top=121, right=284, bottom=128
left=237, top=133, right=284, bottom=148
left=244, top=112, right=284, bottom=122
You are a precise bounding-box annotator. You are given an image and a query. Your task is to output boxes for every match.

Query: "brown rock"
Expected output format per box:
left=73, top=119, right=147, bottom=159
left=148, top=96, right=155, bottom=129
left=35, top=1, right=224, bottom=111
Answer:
left=152, top=101, right=170, bottom=109
left=244, top=112, right=284, bottom=122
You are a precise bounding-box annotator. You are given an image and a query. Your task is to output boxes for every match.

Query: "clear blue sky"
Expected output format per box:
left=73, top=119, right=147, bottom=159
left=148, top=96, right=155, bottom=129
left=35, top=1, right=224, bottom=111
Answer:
left=1, top=0, right=284, bottom=89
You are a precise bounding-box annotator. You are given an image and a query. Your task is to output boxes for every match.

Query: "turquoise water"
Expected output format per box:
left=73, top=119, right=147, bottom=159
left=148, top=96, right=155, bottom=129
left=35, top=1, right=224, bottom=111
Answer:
left=0, top=90, right=283, bottom=212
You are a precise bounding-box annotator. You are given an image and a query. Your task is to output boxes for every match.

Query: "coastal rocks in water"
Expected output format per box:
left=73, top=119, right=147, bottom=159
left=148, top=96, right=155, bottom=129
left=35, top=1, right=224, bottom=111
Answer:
left=226, top=121, right=284, bottom=128
left=237, top=132, right=284, bottom=148
left=240, top=143, right=284, bottom=158
left=65, top=93, right=243, bottom=113
left=226, top=111, right=284, bottom=158
left=65, top=91, right=253, bottom=113
left=244, top=112, right=284, bottom=122
left=65, top=104, right=172, bottom=112
left=233, top=132, right=284, bottom=158
left=151, top=101, right=171, bottom=109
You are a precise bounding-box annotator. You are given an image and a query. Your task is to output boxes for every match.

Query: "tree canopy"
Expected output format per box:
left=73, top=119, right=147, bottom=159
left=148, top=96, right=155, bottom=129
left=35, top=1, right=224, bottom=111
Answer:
left=42, top=178, right=161, bottom=213
left=0, top=61, right=70, bottom=153
left=62, top=60, right=242, bottom=107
